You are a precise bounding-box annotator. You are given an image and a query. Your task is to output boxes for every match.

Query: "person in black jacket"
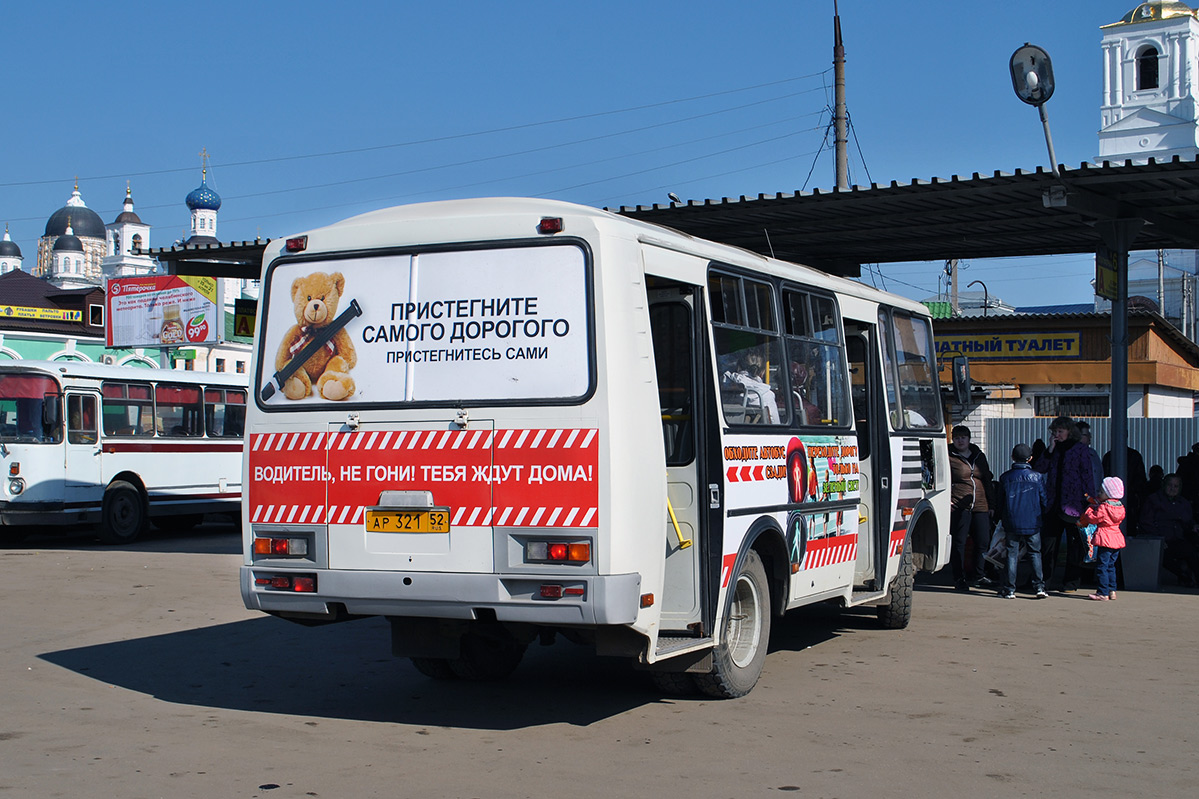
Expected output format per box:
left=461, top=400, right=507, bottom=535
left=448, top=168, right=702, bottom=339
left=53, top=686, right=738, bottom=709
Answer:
left=997, top=443, right=1048, bottom=599
left=948, top=425, right=995, bottom=591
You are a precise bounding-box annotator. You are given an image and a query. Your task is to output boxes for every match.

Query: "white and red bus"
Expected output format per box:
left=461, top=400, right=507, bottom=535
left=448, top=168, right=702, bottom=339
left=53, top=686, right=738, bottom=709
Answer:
left=241, top=198, right=951, bottom=697
left=0, top=361, right=246, bottom=543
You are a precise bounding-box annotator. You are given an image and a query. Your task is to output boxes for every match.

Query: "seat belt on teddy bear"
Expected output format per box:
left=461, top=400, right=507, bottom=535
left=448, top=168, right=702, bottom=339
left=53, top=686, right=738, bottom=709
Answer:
left=261, top=299, right=363, bottom=401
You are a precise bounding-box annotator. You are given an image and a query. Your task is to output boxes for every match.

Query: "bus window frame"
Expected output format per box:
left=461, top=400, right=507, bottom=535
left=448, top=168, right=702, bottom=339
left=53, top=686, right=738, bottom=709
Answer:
left=101, top=381, right=155, bottom=438
left=779, top=282, right=853, bottom=430
left=877, top=307, right=943, bottom=433
left=709, top=266, right=790, bottom=428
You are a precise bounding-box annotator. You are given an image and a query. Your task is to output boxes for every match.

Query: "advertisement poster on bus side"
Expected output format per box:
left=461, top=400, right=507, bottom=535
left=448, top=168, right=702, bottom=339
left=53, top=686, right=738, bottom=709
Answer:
left=257, top=245, right=590, bottom=406
left=106, top=275, right=219, bottom=348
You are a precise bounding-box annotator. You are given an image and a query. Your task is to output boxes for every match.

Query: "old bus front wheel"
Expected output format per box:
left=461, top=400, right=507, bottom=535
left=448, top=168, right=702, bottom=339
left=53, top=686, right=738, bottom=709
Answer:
left=99, top=480, right=147, bottom=545
left=695, top=549, right=771, bottom=698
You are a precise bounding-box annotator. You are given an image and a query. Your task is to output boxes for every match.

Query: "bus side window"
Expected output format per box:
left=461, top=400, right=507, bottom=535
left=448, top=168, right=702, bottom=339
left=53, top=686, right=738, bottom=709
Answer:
left=156, top=384, right=203, bottom=437
left=710, top=271, right=787, bottom=426
left=67, top=395, right=98, bottom=445
left=782, top=289, right=850, bottom=428
left=205, top=388, right=246, bottom=438
left=102, top=381, right=153, bottom=436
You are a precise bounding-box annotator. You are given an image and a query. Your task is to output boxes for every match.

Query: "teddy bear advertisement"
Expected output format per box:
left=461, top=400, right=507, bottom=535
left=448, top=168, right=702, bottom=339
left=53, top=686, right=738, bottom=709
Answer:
left=258, top=246, right=591, bottom=405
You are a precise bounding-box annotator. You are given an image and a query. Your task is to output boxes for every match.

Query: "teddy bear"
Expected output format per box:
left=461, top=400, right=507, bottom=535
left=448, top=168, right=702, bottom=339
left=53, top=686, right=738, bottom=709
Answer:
left=275, top=271, right=357, bottom=401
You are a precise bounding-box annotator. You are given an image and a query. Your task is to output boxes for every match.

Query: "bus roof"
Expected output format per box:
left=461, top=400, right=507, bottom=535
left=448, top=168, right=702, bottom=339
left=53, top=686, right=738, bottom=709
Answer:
left=276, top=197, right=933, bottom=319
left=0, top=360, right=248, bottom=388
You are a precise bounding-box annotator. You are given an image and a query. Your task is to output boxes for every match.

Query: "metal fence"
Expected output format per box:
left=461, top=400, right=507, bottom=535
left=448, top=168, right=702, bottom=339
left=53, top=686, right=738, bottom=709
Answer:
left=985, top=417, right=1199, bottom=477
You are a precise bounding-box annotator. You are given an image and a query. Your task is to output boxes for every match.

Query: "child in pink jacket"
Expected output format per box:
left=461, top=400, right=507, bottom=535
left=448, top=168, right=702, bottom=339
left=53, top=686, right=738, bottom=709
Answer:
left=1079, top=476, right=1126, bottom=601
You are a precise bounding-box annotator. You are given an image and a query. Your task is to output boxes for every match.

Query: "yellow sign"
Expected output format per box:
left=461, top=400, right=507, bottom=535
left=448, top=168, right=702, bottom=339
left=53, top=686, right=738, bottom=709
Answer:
left=935, top=332, right=1081, bottom=360
left=181, top=275, right=218, bottom=303
left=234, top=299, right=256, bottom=337
left=1, top=304, right=83, bottom=322
left=1096, top=247, right=1118, bottom=301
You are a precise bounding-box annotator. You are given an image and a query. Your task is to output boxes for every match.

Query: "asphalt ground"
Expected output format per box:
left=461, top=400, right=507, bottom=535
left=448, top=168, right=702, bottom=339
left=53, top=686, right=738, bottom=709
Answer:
left=1, top=524, right=1195, bottom=799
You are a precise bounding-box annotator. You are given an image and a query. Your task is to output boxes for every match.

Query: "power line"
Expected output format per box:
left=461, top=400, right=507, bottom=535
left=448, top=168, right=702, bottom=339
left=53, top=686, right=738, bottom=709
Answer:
left=0, top=72, right=831, bottom=190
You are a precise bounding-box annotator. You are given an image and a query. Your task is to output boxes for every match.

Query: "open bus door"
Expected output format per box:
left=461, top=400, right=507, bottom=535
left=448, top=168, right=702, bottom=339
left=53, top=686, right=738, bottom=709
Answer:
left=844, top=320, right=893, bottom=591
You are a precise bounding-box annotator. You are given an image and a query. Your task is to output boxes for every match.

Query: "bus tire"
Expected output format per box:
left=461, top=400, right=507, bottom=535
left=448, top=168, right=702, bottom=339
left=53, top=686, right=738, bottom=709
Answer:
left=410, top=657, right=457, bottom=680
left=877, top=543, right=914, bottom=629
left=649, top=670, right=696, bottom=696
left=448, top=630, right=526, bottom=681
left=99, top=480, right=147, bottom=545
left=695, top=549, right=771, bottom=699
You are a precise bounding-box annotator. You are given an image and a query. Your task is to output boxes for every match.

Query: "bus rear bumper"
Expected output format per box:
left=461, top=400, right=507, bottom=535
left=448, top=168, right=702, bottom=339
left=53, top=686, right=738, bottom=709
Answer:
left=240, top=566, right=642, bottom=626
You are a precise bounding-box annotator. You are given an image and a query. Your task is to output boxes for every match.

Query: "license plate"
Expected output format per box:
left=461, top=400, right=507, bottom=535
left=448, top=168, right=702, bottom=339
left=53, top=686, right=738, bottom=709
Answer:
left=364, top=508, right=451, bottom=533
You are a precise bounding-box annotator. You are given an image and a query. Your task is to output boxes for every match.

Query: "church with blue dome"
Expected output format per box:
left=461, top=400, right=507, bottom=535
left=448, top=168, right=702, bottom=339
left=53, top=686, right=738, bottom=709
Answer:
left=6, top=161, right=225, bottom=289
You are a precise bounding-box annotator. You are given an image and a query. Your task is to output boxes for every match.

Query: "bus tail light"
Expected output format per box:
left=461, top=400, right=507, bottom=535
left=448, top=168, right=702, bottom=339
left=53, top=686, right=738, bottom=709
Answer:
left=255, top=573, right=317, bottom=592
left=539, top=584, right=586, bottom=599
left=525, top=539, right=591, bottom=564
left=253, top=536, right=309, bottom=557
left=284, top=235, right=308, bottom=252
left=537, top=217, right=564, bottom=235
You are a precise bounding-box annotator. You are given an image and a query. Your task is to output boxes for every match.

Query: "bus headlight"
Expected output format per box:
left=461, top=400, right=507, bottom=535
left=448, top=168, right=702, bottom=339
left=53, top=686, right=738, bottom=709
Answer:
left=8, top=478, right=25, bottom=495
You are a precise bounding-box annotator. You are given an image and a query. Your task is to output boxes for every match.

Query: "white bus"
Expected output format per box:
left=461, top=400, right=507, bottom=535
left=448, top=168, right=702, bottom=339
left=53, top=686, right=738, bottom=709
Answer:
left=241, top=198, right=952, bottom=697
left=0, top=360, right=246, bottom=543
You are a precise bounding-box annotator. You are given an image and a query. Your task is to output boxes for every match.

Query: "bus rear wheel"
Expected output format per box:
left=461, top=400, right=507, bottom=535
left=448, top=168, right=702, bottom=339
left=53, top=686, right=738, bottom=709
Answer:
left=448, top=628, right=526, bottom=681
left=877, top=543, right=914, bottom=629
left=410, top=657, right=457, bottom=680
left=99, top=480, right=147, bottom=545
left=695, top=549, right=771, bottom=698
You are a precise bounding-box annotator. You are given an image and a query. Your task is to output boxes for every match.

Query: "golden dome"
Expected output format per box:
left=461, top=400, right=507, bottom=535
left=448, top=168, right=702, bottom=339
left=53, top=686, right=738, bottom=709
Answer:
left=1104, top=1, right=1197, bottom=27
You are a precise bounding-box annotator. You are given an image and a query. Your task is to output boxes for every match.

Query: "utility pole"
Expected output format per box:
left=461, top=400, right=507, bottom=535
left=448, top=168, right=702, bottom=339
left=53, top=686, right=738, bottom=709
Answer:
left=948, top=259, right=960, bottom=313
left=833, top=0, right=849, bottom=190
left=1157, top=249, right=1165, bottom=312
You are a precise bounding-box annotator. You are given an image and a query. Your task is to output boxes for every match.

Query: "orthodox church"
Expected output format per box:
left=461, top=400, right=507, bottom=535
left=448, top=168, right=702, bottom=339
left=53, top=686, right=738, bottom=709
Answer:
left=5, top=167, right=224, bottom=290
left=1098, top=1, right=1199, bottom=339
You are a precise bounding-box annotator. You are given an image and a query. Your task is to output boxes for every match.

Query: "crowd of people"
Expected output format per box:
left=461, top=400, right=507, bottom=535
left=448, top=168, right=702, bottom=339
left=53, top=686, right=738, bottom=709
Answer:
left=948, top=417, right=1199, bottom=599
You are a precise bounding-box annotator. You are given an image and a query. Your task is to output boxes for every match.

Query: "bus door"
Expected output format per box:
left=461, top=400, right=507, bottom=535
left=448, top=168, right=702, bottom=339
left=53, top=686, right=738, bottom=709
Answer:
left=649, top=287, right=707, bottom=631
left=844, top=322, right=892, bottom=590
left=63, top=391, right=101, bottom=503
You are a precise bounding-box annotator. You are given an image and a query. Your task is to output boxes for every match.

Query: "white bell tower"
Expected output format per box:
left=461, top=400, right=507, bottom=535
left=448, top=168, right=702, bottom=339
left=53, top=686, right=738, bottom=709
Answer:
left=1099, top=2, right=1199, bottom=163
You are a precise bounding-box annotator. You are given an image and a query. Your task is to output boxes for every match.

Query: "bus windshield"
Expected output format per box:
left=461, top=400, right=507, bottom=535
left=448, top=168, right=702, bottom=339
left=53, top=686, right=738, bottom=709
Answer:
left=0, top=374, right=63, bottom=444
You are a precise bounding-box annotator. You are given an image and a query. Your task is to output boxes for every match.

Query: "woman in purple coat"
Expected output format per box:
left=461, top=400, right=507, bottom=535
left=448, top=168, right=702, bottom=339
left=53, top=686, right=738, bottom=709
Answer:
left=1033, top=416, right=1095, bottom=592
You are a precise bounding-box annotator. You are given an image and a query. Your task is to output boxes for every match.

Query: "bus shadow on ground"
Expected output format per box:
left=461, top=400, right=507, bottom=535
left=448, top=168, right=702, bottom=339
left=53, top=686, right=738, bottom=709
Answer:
left=40, top=604, right=864, bottom=726
left=40, top=615, right=657, bottom=728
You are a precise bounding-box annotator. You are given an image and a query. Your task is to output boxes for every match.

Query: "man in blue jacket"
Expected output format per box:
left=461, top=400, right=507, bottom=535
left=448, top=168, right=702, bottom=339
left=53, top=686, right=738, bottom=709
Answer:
left=998, top=443, right=1049, bottom=599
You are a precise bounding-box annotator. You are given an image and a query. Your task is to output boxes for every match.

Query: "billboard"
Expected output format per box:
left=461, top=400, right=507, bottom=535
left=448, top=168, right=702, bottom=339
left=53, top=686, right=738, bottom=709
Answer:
left=106, top=275, right=219, bottom=348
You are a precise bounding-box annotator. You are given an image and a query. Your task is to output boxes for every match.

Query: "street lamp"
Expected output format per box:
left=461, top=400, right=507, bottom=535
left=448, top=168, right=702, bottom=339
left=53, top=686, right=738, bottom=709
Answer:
left=1009, top=43, right=1059, bottom=178
left=967, top=280, right=990, bottom=317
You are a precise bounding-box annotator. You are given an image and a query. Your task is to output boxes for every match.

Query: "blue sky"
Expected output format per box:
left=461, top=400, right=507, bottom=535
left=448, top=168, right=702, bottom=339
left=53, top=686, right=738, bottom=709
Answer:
left=0, top=1, right=1147, bottom=307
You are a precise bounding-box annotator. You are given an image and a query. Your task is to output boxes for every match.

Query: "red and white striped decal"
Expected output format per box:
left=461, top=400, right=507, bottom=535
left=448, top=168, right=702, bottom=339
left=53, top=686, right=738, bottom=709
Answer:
left=801, top=534, right=857, bottom=570
left=888, top=528, right=907, bottom=558
left=725, top=465, right=766, bottom=483
left=248, top=427, right=599, bottom=528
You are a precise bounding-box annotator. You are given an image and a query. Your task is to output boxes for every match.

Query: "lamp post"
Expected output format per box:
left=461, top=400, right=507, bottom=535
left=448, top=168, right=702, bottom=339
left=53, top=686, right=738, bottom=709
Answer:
left=967, top=280, right=990, bottom=317
left=1009, top=43, right=1059, bottom=178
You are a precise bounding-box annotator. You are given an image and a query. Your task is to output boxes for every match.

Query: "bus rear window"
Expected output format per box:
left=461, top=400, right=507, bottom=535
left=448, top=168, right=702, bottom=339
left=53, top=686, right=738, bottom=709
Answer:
left=0, top=374, right=62, bottom=444
left=258, top=244, right=591, bottom=407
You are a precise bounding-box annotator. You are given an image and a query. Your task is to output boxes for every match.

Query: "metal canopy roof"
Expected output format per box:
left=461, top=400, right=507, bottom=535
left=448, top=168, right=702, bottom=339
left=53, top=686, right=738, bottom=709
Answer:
left=614, top=158, right=1199, bottom=277
left=139, top=240, right=268, bottom=280
left=137, top=159, right=1199, bottom=283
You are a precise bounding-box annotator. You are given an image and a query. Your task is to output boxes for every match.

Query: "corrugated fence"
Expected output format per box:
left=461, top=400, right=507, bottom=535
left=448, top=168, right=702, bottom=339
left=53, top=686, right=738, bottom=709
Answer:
left=986, top=417, right=1199, bottom=477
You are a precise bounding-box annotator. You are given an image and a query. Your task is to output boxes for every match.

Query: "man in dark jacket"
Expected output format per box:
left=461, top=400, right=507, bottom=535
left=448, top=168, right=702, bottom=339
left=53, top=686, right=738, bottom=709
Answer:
left=998, top=443, right=1048, bottom=599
